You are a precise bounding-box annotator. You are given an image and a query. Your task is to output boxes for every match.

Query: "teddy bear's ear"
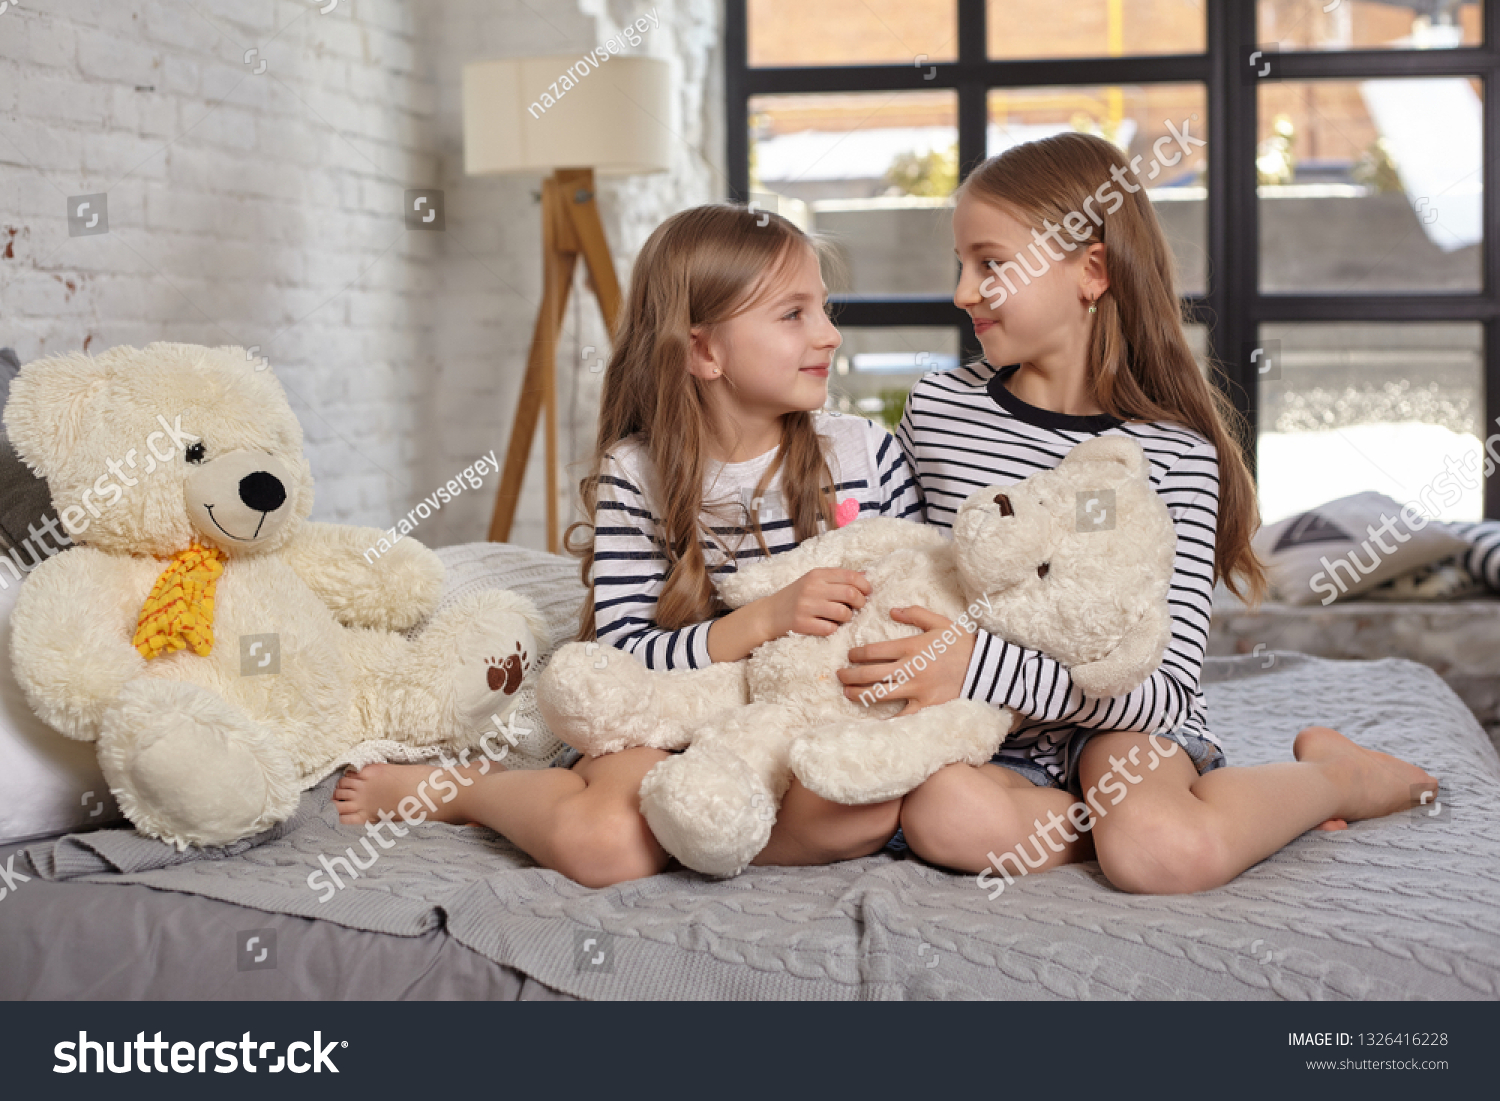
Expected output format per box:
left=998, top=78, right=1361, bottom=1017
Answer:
left=2, top=350, right=111, bottom=480
left=1061, top=435, right=1150, bottom=482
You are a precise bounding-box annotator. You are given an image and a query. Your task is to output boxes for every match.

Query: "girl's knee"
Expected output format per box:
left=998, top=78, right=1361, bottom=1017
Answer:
left=549, top=804, right=666, bottom=888
left=1093, top=809, right=1231, bottom=895
left=901, top=766, right=1026, bottom=870
left=778, top=782, right=900, bottom=862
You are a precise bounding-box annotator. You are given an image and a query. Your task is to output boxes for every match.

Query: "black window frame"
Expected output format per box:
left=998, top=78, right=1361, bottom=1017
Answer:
left=725, top=0, right=1500, bottom=519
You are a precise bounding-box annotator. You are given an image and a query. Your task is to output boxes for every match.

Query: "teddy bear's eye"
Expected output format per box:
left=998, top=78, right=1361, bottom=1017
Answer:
left=1037, top=562, right=1050, bottom=579
left=993, top=493, right=1014, bottom=517
left=186, top=442, right=206, bottom=464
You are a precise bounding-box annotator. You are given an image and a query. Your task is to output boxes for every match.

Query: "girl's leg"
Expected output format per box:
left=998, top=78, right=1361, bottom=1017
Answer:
left=1077, top=726, right=1439, bottom=895
left=333, top=747, right=671, bottom=889
left=751, top=778, right=903, bottom=866
left=897, top=761, right=1096, bottom=874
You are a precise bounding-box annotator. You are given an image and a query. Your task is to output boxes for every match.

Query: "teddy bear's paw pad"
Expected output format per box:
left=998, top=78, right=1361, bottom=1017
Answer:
left=793, top=723, right=939, bottom=805
left=98, top=681, right=300, bottom=847
left=639, top=749, right=773, bottom=877
left=455, top=616, right=539, bottom=726
left=483, top=640, right=532, bottom=695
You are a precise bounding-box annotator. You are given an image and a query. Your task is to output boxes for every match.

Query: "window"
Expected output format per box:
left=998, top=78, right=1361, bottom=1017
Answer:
left=726, top=1, right=1500, bottom=519
left=1258, top=0, right=1482, bottom=52
left=1258, top=322, right=1486, bottom=522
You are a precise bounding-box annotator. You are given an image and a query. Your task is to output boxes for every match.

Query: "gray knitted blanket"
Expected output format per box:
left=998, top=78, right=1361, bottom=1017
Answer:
left=20, top=652, right=1500, bottom=1000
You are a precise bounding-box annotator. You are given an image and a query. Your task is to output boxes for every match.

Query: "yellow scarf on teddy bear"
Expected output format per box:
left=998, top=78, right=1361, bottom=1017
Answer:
left=132, top=542, right=227, bottom=659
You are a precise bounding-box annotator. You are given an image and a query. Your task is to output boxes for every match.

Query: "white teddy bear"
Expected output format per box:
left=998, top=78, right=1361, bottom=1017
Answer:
left=538, top=435, right=1176, bottom=876
left=3, top=342, right=548, bottom=849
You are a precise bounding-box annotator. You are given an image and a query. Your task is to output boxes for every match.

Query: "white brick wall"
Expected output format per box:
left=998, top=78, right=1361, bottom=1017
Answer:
left=0, top=0, right=723, bottom=552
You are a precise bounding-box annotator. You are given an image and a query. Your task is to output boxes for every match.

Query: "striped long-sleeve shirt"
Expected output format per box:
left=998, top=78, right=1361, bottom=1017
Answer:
left=896, top=359, right=1222, bottom=783
left=592, top=410, right=926, bottom=670
left=1448, top=520, right=1500, bottom=589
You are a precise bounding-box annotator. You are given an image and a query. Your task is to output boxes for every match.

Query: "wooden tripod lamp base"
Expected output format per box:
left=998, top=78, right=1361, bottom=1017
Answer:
left=487, top=167, right=621, bottom=551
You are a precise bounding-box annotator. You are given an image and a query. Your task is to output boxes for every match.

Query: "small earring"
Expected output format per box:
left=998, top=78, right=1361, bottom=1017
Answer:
left=1088, top=295, right=1098, bottom=315
left=712, top=368, right=720, bottom=375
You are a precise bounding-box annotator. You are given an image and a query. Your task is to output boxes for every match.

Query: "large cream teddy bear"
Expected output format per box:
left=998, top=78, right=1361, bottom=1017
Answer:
left=3, top=342, right=548, bottom=849
left=538, top=435, right=1176, bottom=875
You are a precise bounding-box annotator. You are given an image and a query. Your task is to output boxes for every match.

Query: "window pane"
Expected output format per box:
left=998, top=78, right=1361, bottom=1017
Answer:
left=1256, top=323, right=1486, bottom=524
left=987, top=85, right=1208, bottom=295
left=751, top=91, right=958, bottom=296
left=1258, top=0, right=1481, bottom=51
left=1258, top=79, right=1483, bottom=293
left=828, top=327, right=962, bottom=427
left=1185, top=322, right=1211, bottom=377
left=987, top=0, right=1204, bottom=59
left=748, top=0, right=957, bottom=67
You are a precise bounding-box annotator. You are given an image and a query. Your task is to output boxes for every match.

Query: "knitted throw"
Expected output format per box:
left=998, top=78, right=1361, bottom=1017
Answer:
left=132, top=543, right=227, bottom=659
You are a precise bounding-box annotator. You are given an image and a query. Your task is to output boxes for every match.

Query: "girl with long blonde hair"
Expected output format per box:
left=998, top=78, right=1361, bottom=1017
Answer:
left=834, top=131, right=1439, bottom=893
left=334, top=204, right=925, bottom=885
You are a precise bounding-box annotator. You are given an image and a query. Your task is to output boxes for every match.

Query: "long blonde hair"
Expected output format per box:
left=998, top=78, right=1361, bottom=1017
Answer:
left=957, top=132, right=1268, bottom=605
left=563, top=204, right=840, bottom=641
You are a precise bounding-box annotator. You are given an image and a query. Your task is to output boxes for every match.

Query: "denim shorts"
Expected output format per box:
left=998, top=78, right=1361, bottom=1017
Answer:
left=551, top=746, right=584, bottom=769
left=883, top=726, right=1227, bottom=854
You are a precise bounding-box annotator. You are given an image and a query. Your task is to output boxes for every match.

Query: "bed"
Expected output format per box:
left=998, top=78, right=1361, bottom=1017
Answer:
left=2, top=543, right=1498, bottom=1001
left=1211, top=588, right=1500, bottom=744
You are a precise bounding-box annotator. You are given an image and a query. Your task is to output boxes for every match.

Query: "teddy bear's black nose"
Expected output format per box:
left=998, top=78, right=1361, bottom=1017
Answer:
left=993, top=493, right=1014, bottom=517
left=239, top=471, right=287, bottom=513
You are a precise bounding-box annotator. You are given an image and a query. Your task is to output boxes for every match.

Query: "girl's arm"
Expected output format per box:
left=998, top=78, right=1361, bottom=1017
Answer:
left=872, top=427, right=927, bottom=523
left=893, top=399, right=930, bottom=525
left=591, top=453, right=730, bottom=669
left=961, top=439, right=1219, bottom=733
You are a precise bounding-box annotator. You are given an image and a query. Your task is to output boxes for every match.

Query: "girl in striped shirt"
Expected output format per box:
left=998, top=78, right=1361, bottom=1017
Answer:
left=335, top=204, right=923, bottom=885
left=833, top=133, right=1439, bottom=893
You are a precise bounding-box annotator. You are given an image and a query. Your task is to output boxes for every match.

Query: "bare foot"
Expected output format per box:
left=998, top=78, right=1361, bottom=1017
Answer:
left=1293, top=725, right=1438, bottom=826
left=333, top=762, right=472, bottom=826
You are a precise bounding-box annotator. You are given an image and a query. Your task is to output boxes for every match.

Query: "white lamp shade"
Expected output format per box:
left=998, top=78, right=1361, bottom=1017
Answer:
left=462, top=54, right=673, bottom=177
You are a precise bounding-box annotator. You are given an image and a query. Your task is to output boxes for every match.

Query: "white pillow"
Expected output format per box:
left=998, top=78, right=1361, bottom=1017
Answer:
left=1254, top=491, right=1472, bottom=606
left=0, top=573, right=120, bottom=843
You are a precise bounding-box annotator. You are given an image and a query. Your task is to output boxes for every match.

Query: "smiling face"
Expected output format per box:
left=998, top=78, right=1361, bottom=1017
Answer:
left=952, top=192, right=1104, bottom=372
left=693, top=243, right=841, bottom=442
left=185, top=446, right=297, bottom=548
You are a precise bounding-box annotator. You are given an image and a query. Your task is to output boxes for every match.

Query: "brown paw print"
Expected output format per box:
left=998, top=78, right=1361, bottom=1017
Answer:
left=485, top=641, right=531, bottom=695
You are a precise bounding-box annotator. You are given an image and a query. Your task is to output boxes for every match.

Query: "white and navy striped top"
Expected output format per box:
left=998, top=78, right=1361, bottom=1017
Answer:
left=896, top=359, right=1222, bottom=781
left=1449, top=520, right=1500, bottom=589
left=593, top=410, right=926, bottom=670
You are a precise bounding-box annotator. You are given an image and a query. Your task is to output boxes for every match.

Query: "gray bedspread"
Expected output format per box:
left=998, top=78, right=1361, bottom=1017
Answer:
left=11, top=652, right=1500, bottom=1000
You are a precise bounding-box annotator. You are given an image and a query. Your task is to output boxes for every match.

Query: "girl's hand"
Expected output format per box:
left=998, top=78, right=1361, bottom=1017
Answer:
left=754, top=567, right=871, bottom=641
left=836, top=606, right=976, bottom=716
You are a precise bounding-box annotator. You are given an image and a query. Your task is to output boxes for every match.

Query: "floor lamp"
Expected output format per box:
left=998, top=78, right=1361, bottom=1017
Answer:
left=462, top=55, right=672, bottom=551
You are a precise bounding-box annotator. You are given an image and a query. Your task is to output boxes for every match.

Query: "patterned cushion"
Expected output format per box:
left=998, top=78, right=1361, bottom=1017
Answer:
left=1253, top=492, right=1471, bottom=605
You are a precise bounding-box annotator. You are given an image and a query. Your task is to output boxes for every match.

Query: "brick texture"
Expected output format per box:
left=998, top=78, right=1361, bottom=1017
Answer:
left=0, top=0, right=722, bottom=553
